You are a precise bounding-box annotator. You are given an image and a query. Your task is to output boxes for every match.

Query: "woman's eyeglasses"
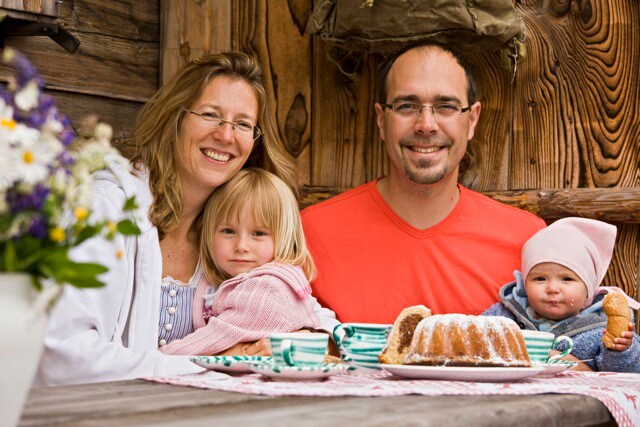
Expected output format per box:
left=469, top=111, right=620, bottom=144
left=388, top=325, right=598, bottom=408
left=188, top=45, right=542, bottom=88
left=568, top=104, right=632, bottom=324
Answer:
left=184, top=109, right=262, bottom=141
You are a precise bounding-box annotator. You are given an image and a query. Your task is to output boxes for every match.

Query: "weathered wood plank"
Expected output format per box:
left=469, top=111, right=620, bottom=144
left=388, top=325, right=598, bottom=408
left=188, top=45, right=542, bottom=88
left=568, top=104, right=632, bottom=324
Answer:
left=160, top=0, right=231, bottom=84
left=0, top=31, right=158, bottom=101
left=19, top=380, right=613, bottom=427
left=57, top=0, right=159, bottom=42
left=50, top=90, right=143, bottom=144
left=0, top=0, right=58, bottom=16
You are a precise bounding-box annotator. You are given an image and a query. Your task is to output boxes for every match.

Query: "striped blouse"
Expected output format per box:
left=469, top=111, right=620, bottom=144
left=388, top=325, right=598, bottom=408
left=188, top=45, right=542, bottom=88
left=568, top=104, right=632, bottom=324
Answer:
left=157, top=264, right=204, bottom=347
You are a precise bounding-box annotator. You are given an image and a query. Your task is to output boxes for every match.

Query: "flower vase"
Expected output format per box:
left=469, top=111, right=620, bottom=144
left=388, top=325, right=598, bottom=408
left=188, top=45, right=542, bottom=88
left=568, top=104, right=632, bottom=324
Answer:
left=0, top=273, right=56, bottom=427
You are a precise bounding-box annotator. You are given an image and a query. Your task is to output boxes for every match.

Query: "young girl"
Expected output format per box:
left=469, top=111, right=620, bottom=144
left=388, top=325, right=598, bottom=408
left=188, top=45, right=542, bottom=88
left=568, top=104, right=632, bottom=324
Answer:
left=483, top=217, right=640, bottom=372
left=160, top=168, right=321, bottom=356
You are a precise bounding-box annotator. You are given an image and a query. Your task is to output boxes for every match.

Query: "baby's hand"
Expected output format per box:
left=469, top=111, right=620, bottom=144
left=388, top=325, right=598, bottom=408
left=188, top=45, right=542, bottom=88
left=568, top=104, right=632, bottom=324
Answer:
left=603, top=322, right=635, bottom=352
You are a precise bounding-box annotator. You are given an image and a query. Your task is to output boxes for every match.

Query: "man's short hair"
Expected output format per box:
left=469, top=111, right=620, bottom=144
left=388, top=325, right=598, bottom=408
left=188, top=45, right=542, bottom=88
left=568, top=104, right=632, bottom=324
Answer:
left=377, top=41, right=479, bottom=106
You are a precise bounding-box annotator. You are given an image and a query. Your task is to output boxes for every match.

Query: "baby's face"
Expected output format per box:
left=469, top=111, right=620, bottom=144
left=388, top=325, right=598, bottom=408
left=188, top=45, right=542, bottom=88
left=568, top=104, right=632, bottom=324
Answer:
left=524, top=262, right=588, bottom=320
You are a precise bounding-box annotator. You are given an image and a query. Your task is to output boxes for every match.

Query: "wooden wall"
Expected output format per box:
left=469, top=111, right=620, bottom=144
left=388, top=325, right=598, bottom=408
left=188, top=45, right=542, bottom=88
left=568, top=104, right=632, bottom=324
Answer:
left=169, top=0, right=638, bottom=301
left=4, top=1, right=636, bottom=301
left=0, top=0, right=160, bottom=144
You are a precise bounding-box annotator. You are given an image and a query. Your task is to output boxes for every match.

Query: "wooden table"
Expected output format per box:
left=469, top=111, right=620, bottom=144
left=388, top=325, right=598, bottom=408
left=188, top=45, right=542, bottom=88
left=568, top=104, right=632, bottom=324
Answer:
left=19, top=379, right=615, bottom=426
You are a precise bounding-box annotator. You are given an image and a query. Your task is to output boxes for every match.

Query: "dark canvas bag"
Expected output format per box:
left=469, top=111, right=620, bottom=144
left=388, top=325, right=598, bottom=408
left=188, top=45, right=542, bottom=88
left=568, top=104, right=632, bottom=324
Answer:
left=308, top=0, right=525, bottom=76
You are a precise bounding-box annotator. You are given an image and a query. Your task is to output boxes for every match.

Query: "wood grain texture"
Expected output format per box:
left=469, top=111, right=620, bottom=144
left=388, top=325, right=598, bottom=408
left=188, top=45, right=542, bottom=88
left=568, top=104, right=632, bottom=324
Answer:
left=459, top=50, right=514, bottom=191
left=309, top=41, right=385, bottom=187
left=19, top=380, right=613, bottom=426
left=0, top=34, right=157, bottom=101
left=51, top=90, right=143, bottom=144
left=232, top=0, right=313, bottom=185
left=160, top=0, right=231, bottom=84
left=513, top=0, right=640, bottom=189
left=0, top=0, right=58, bottom=16
left=0, top=0, right=159, bottom=102
left=57, top=0, right=159, bottom=42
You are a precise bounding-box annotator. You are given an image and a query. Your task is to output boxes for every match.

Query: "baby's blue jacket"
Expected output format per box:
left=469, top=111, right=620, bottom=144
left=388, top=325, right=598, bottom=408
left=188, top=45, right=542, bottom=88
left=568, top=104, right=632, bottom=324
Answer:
left=483, top=274, right=640, bottom=373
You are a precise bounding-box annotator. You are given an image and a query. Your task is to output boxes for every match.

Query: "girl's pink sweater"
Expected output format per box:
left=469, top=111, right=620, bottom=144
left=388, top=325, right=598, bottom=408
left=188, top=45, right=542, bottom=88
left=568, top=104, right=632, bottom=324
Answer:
left=160, top=263, right=320, bottom=355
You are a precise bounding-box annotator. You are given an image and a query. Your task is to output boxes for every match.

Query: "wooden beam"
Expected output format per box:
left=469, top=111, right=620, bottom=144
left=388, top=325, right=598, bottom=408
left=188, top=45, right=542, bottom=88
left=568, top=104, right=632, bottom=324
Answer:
left=300, top=186, right=640, bottom=224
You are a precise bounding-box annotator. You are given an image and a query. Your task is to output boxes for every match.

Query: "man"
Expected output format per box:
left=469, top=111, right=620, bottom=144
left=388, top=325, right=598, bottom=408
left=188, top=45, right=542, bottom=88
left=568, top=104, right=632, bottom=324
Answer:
left=302, top=42, right=546, bottom=323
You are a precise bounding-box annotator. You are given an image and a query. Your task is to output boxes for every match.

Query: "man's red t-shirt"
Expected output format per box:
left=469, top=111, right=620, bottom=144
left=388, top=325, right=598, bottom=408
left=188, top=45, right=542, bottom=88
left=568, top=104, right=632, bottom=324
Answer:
left=302, top=180, right=546, bottom=324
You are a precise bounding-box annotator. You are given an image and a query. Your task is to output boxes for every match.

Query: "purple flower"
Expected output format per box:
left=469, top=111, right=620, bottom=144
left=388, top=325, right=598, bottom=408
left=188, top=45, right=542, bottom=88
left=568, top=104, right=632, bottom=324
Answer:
left=7, top=50, right=44, bottom=89
left=28, top=216, right=48, bottom=239
left=7, top=184, right=50, bottom=213
left=58, top=149, right=75, bottom=167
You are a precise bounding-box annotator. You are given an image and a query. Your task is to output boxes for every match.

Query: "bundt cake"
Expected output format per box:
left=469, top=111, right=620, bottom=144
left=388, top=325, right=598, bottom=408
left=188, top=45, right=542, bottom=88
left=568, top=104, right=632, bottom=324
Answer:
left=379, top=305, right=431, bottom=364
left=404, top=314, right=532, bottom=367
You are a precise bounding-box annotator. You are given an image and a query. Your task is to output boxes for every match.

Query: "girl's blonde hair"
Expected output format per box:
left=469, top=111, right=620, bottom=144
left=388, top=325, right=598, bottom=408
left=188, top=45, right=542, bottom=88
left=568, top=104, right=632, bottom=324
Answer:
left=125, top=51, right=296, bottom=238
left=201, top=168, right=315, bottom=284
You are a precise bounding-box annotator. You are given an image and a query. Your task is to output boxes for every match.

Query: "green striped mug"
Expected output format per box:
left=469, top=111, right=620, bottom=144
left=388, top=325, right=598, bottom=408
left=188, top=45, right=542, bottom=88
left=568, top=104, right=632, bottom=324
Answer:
left=521, top=330, right=573, bottom=364
left=269, top=333, right=328, bottom=367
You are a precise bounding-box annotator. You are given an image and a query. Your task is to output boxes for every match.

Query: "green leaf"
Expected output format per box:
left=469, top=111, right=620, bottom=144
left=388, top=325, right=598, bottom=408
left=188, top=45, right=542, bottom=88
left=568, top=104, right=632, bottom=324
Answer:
left=117, top=219, right=140, bottom=236
left=2, top=240, right=18, bottom=271
left=40, top=251, right=108, bottom=288
left=123, top=197, right=138, bottom=211
left=75, top=223, right=104, bottom=245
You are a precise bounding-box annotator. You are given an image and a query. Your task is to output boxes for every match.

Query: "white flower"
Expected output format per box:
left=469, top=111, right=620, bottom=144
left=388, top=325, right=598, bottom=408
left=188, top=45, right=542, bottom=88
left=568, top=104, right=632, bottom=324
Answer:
left=14, top=127, right=58, bottom=185
left=42, top=118, right=63, bottom=134
left=0, top=99, right=19, bottom=144
left=49, top=168, right=71, bottom=195
left=14, top=81, right=39, bottom=111
left=93, top=123, right=113, bottom=141
left=0, top=140, right=19, bottom=190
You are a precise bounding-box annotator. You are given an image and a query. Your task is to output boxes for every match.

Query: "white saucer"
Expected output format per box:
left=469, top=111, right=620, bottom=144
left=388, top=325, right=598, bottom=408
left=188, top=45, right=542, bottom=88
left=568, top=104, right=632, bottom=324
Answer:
left=532, top=360, right=577, bottom=378
left=247, top=362, right=349, bottom=381
left=190, top=355, right=272, bottom=373
left=380, top=364, right=544, bottom=382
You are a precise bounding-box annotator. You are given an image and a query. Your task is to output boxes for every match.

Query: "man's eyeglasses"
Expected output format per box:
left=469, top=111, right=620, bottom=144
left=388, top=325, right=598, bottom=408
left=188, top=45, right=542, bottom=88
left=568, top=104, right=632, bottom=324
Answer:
left=381, top=102, right=471, bottom=121
left=184, top=109, right=262, bottom=141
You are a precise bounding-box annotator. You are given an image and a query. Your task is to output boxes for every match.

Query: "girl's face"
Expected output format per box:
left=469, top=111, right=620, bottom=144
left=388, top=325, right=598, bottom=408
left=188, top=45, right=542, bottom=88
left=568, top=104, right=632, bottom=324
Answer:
left=212, top=204, right=275, bottom=278
left=176, top=76, right=259, bottom=202
left=524, top=262, right=588, bottom=320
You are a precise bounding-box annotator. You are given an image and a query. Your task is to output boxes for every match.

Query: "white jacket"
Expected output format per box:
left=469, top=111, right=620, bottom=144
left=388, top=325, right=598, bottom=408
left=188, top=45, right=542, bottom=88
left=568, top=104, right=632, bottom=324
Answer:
left=36, top=162, right=339, bottom=386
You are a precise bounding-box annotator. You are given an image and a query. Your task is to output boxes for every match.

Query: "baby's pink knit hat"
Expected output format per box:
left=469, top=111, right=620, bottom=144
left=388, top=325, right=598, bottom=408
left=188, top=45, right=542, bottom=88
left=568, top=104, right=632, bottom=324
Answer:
left=521, top=217, right=617, bottom=307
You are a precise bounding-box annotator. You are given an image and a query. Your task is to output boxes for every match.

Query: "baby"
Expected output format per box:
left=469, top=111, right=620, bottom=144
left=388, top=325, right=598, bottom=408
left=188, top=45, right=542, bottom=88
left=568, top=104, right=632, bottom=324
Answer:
left=483, top=217, right=640, bottom=372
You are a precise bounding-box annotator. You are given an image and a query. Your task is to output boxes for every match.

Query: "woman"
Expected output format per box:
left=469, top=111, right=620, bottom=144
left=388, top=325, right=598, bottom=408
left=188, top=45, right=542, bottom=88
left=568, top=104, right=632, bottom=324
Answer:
left=36, top=52, right=338, bottom=386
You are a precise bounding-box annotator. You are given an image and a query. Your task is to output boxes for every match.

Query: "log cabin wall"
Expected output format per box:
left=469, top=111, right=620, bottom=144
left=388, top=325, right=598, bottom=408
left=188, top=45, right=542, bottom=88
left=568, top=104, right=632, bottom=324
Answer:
left=0, top=0, right=160, bottom=144
left=2, top=1, right=635, bottom=303
left=169, top=0, right=637, bottom=303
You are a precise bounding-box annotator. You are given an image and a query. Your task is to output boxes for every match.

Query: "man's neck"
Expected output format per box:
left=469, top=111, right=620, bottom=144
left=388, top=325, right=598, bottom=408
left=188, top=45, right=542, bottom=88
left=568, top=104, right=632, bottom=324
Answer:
left=377, top=170, right=461, bottom=230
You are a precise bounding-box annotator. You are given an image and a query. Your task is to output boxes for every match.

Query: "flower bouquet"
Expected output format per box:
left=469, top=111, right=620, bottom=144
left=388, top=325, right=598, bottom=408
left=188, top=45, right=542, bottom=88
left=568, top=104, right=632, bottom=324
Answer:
left=0, top=48, right=139, bottom=290
left=0, top=48, right=140, bottom=427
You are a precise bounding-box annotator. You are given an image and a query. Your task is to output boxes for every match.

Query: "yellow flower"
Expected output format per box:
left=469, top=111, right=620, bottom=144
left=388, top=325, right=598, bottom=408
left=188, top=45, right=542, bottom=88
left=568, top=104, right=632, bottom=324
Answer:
left=1, top=118, right=16, bottom=129
left=22, top=150, right=34, bottom=164
left=116, top=249, right=123, bottom=259
left=74, top=207, right=89, bottom=221
left=49, top=227, right=66, bottom=243
left=107, top=221, right=117, bottom=233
